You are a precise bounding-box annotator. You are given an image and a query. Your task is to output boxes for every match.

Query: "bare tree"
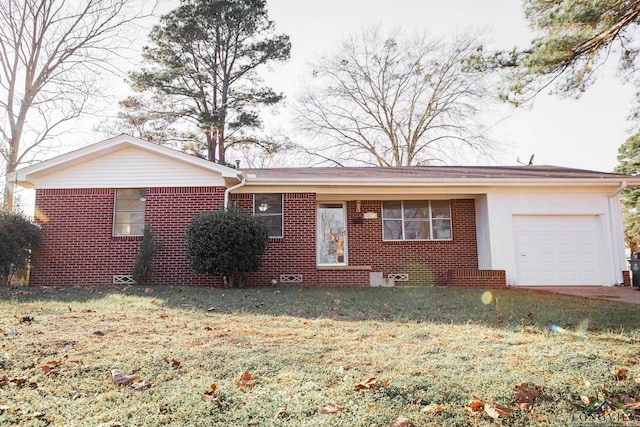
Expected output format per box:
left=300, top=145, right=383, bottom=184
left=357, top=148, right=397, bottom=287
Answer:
left=295, top=27, right=495, bottom=167
left=0, top=0, right=154, bottom=211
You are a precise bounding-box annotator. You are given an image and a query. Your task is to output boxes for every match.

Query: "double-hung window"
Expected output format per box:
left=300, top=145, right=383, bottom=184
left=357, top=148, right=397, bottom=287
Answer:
left=382, top=200, right=452, bottom=241
left=254, top=193, right=283, bottom=238
left=113, top=189, right=146, bottom=236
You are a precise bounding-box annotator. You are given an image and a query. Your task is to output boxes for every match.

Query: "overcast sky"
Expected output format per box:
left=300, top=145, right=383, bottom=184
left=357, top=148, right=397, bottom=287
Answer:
left=249, top=0, right=632, bottom=172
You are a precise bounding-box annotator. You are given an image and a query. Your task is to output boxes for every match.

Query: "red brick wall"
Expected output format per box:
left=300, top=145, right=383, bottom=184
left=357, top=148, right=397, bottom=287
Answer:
left=32, top=187, right=225, bottom=286
left=33, top=189, right=480, bottom=287
left=238, top=195, right=479, bottom=287
left=447, top=269, right=506, bottom=288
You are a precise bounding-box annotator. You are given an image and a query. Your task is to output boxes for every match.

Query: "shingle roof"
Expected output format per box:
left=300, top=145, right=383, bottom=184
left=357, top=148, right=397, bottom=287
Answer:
left=242, top=165, right=627, bottom=181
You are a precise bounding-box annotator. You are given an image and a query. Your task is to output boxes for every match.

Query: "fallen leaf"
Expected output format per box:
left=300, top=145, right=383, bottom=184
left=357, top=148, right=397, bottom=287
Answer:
left=69, top=391, right=83, bottom=400
left=273, top=407, right=286, bottom=420
left=109, top=369, right=139, bottom=385
left=150, top=300, right=158, bottom=305
left=40, top=365, right=53, bottom=375
left=422, top=403, right=445, bottom=413
left=204, top=383, right=217, bottom=395
left=131, top=380, right=153, bottom=390
left=581, top=395, right=595, bottom=406
left=1, top=375, right=28, bottom=385
left=484, top=402, right=513, bottom=419
left=321, top=402, right=342, bottom=415
left=204, top=326, right=212, bottom=331
left=0, top=404, right=10, bottom=412
left=170, top=358, right=181, bottom=367
left=236, top=370, right=257, bottom=388
left=619, top=394, right=640, bottom=409
left=613, top=367, right=628, bottom=381
left=513, top=382, right=541, bottom=411
left=19, top=316, right=33, bottom=323
left=159, top=314, right=168, bottom=319
left=468, top=400, right=484, bottom=412
left=354, top=377, right=377, bottom=391
left=247, top=422, right=260, bottom=426
left=388, top=417, right=411, bottom=427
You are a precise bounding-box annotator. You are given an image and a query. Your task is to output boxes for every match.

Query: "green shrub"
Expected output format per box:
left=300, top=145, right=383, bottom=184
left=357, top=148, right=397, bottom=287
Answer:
left=185, top=208, right=269, bottom=287
left=132, top=223, right=161, bottom=285
left=0, top=211, right=41, bottom=286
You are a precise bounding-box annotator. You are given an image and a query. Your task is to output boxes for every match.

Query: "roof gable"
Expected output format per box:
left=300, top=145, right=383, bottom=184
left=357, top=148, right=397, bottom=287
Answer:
left=8, top=135, right=240, bottom=189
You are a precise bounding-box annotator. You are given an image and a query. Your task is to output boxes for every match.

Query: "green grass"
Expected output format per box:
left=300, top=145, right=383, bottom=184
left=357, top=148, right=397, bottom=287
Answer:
left=1, top=285, right=640, bottom=426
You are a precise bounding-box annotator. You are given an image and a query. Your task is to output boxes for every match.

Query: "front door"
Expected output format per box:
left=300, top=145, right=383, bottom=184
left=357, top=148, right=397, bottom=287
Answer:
left=317, top=203, right=347, bottom=265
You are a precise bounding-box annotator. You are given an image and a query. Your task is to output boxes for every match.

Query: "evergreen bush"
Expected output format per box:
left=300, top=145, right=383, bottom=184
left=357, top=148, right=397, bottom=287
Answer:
left=185, top=208, right=269, bottom=287
left=132, top=223, right=161, bottom=285
left=0, top=211, right=41, bottom=286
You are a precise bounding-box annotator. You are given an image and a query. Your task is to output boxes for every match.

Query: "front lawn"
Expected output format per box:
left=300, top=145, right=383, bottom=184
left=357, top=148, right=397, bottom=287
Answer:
left=1, top=285, right=639, bottom=426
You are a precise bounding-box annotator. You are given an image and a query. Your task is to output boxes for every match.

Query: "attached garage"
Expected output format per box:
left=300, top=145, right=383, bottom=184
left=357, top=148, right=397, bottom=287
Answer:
left=513, top=215, right=603, bottom=286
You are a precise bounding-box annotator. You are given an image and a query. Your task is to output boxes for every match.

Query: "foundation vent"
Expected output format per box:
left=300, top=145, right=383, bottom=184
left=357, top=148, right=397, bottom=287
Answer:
left=388, top=273, right=409, bottom=282
left=113, top=275, right=136, bottom=285
left=280, top=274, right=303, bottom=283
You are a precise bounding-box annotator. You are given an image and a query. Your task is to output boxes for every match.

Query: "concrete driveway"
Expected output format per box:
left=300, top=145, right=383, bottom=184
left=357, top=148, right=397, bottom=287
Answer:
left=521, top=286, right=640, bottom=304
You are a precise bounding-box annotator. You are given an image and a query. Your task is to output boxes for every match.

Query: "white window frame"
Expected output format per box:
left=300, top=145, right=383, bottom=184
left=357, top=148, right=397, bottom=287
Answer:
left=113, top=189, right=146, bottom=236
left=254, top=193, right=284, bottom=238
left=316, top=202, right=348, bottom=266
left=381, top=200, right=453, bottom=241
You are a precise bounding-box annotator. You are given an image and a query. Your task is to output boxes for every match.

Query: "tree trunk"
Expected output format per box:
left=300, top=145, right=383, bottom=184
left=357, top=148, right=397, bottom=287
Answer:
left=218, top=128, right=226, bottom=164
left=206, top=130, right=216, bottom=162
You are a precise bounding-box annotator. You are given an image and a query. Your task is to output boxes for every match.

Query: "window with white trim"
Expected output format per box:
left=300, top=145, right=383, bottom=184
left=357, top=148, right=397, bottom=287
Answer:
left=113, top=189, right=146, bottom=236
left=382, top=200, right=452, bottom=241
left=254, top=193, right=283, bottom=238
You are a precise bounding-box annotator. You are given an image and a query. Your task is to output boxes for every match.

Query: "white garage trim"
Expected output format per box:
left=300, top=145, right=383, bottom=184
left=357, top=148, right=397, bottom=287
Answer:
left=513, top=215, right=604, bottom=286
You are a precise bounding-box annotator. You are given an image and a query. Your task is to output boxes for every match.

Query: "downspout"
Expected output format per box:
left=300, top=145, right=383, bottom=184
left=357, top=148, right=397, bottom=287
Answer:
left=224, top=174, right=246, bottom=209
left=608, top=181, right=627, bottom=285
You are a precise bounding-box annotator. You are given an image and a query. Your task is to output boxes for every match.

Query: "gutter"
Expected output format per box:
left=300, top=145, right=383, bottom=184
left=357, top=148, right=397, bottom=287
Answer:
left=610, top=180, right=627, bottom=197
left=224, top=174, right=246, bottom=209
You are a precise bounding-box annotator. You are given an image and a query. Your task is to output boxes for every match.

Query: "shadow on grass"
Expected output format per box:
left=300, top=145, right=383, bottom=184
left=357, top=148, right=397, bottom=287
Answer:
left=2, top=285, right=640, bottom=333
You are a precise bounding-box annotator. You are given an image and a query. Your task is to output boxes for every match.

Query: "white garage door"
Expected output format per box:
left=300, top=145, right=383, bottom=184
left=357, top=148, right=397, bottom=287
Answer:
left=513, top=215, right=603, bottom=286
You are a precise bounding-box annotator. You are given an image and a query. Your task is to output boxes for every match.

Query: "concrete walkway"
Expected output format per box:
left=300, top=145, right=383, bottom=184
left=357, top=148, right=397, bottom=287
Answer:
left=521, top=286, right=640, bottom=304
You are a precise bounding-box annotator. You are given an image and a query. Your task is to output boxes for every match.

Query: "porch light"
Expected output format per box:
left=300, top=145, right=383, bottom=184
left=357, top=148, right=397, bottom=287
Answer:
left=258, top=203, right=269, bottom=212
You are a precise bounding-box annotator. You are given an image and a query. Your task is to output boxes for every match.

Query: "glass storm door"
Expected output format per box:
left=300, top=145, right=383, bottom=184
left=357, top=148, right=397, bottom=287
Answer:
left=317, top=203, right=347, bottom=265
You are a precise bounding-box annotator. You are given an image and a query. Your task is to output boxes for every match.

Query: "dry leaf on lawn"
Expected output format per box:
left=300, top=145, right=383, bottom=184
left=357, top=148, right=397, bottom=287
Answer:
left=484, top=402, right=513, bottom=419
left=170, top=358, right=181, bottom=367
left=273, top=407, right=286, bottom=420
left=388, top=417, right=411, bottom=427
left=236, top=370, right=257, bottom=388
left=131, top=380, right=153, bottom=390
left=422, top=403, right=445, bottom=413
left=581, top=395, right=595, bottom=406
left=613, top=367, right=628, bottom=381
left=619, top=394, right=640, bottom=409
left=513, top=382, right=541, bottom=411
left=247, top=422, right=259, bottom=426
left=468, top=400, right=484, bottom=412
left=354, top=377, right=377, bottom=391
left=321, top=402, right=342, bottom=415
left=109, top=369, right=139, bottom=385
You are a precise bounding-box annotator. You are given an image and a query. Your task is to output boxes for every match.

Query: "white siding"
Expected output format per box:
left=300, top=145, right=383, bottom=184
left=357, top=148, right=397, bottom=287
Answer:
left=480, top=189, right=625, bottom=286
left=29, top=146, right=225, bottom=189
